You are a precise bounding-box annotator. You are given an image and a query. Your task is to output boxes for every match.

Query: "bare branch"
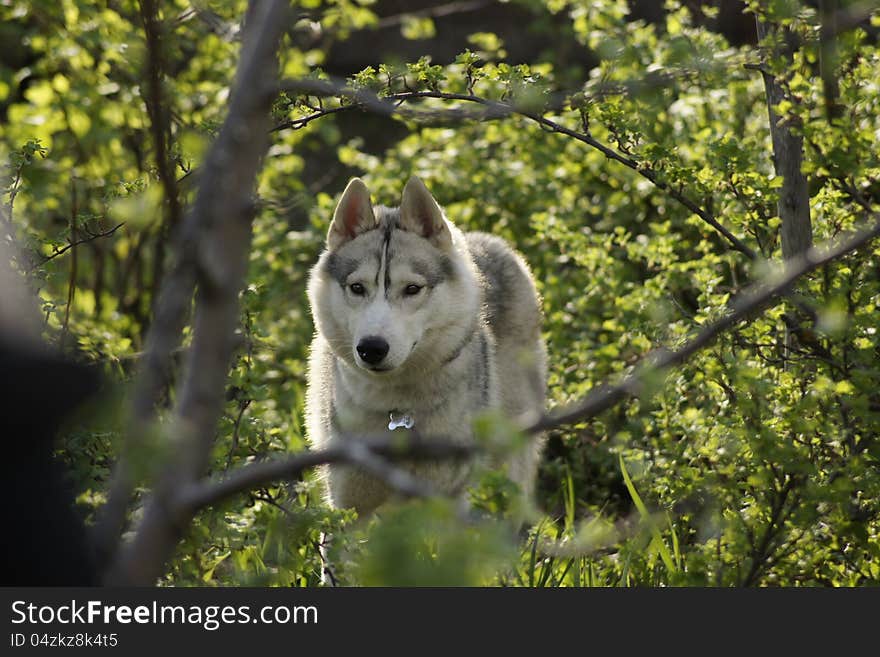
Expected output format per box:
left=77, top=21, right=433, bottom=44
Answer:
left=276, top=77, right=757, bottom=260
left=820, top=0, right=844, bottom=122
left=754, top=20, right=813, bottom=260
left=741, top=479, right=799, bottom=586
left=86, top=211, right=880, bottom=545
left=33, top=222, right=125, bottom=270
left=139, top=0, right=185, bottom=313
left=374, top=0, right=493, bottom=29
left=59, top=181, right=78, bottom=350
left=177, top=438, right=473, bottom=514
left=136, top=213, right=880, bottom=520
left=527, top=214, right=880, bottom=433
left=101, top=0, right=290, bottom=586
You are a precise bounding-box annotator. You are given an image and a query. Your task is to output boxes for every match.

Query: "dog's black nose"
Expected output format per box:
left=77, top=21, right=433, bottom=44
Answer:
left=356, top=336, right=389, bottom=365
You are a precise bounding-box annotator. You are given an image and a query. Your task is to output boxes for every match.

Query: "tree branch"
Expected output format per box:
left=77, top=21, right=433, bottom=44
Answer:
left=33, top=222, right=125, bottom=269
left=374, top=0, right=493, bottom=29
left=741, top=478, right=798, bottom=586
left=276, top=77, right=757, bottom=260
left=101, top=0, right=290, bottom=586
left=527, top=213, right=880, bottom=434
left=139, top=0, right=185, bottom=315
left=59, top=181, right=78, bottom=351
left=754, top=20, right=813, bottom=260
left=127, top=213, right=880, bottom=522
left=177, top=438, right=473, bottom=514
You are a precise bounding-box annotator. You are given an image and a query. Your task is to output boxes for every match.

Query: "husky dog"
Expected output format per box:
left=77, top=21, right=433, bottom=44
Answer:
left=305, top=176, right=547, bottom=516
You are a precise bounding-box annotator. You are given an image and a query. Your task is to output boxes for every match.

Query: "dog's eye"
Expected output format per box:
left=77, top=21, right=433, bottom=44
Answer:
left=349, top=282, right=366, bottom=296
left=403, top=284, right=423, bottom=296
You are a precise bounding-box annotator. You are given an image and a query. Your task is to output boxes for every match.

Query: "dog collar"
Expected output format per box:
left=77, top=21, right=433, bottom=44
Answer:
left=388, top=410, right=415, bottom=431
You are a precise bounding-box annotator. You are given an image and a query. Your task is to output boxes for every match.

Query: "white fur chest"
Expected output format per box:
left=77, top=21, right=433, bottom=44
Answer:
left=331, top=359, right=486, bottom=444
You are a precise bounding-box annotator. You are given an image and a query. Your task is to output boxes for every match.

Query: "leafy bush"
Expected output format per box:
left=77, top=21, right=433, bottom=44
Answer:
left=2, top=0, right=879, bottom=586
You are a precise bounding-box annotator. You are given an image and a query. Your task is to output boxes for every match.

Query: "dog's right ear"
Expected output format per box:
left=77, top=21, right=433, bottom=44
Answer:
left=399, top=176, right=452, bottom=251
left=327, top=178, right=377, bottom=250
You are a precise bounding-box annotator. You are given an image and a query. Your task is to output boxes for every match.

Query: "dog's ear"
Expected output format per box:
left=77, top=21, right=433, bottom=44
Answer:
left=328, top=178, right=377, bottom=250
left=399, top=176, right=452, bottom=250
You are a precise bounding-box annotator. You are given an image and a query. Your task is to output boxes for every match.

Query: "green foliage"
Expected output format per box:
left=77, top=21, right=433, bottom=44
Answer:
left=354, top=499, right=515, bottom=586
left=4, top=0, right=880, bottom=586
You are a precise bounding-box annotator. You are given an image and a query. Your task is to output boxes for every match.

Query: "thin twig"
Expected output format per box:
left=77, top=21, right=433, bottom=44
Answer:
left=741, top=479, right=797, bottom=586
left=225, top=398, right=252, bottom=470
left=34, top=223, right=124, bottom=269
left=59, top=181, right=78, bottom=351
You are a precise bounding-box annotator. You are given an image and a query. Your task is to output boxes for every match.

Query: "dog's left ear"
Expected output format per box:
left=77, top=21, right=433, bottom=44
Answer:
left=399, top=176, right=453, bottom=250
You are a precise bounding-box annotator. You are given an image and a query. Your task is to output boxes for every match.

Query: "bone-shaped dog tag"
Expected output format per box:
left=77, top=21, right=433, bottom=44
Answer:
left=388, top=411, right=414, bottom=431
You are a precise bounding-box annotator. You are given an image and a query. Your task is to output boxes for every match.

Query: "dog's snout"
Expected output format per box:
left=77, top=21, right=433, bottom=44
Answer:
left=356, top=336, right=389, bottom=366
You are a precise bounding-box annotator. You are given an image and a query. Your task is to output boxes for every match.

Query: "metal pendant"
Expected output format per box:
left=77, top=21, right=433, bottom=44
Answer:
left=388, top=410, right=415, bottom=431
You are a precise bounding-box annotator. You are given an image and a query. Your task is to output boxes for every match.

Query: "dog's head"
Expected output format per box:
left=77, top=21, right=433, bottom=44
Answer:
left=308, top=176, right=479, bottom=376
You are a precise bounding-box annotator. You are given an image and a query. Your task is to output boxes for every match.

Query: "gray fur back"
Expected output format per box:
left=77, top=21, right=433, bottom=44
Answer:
left=465, top=232, right=546, bottom=431
left=465, top=232, right=544, bottom=350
